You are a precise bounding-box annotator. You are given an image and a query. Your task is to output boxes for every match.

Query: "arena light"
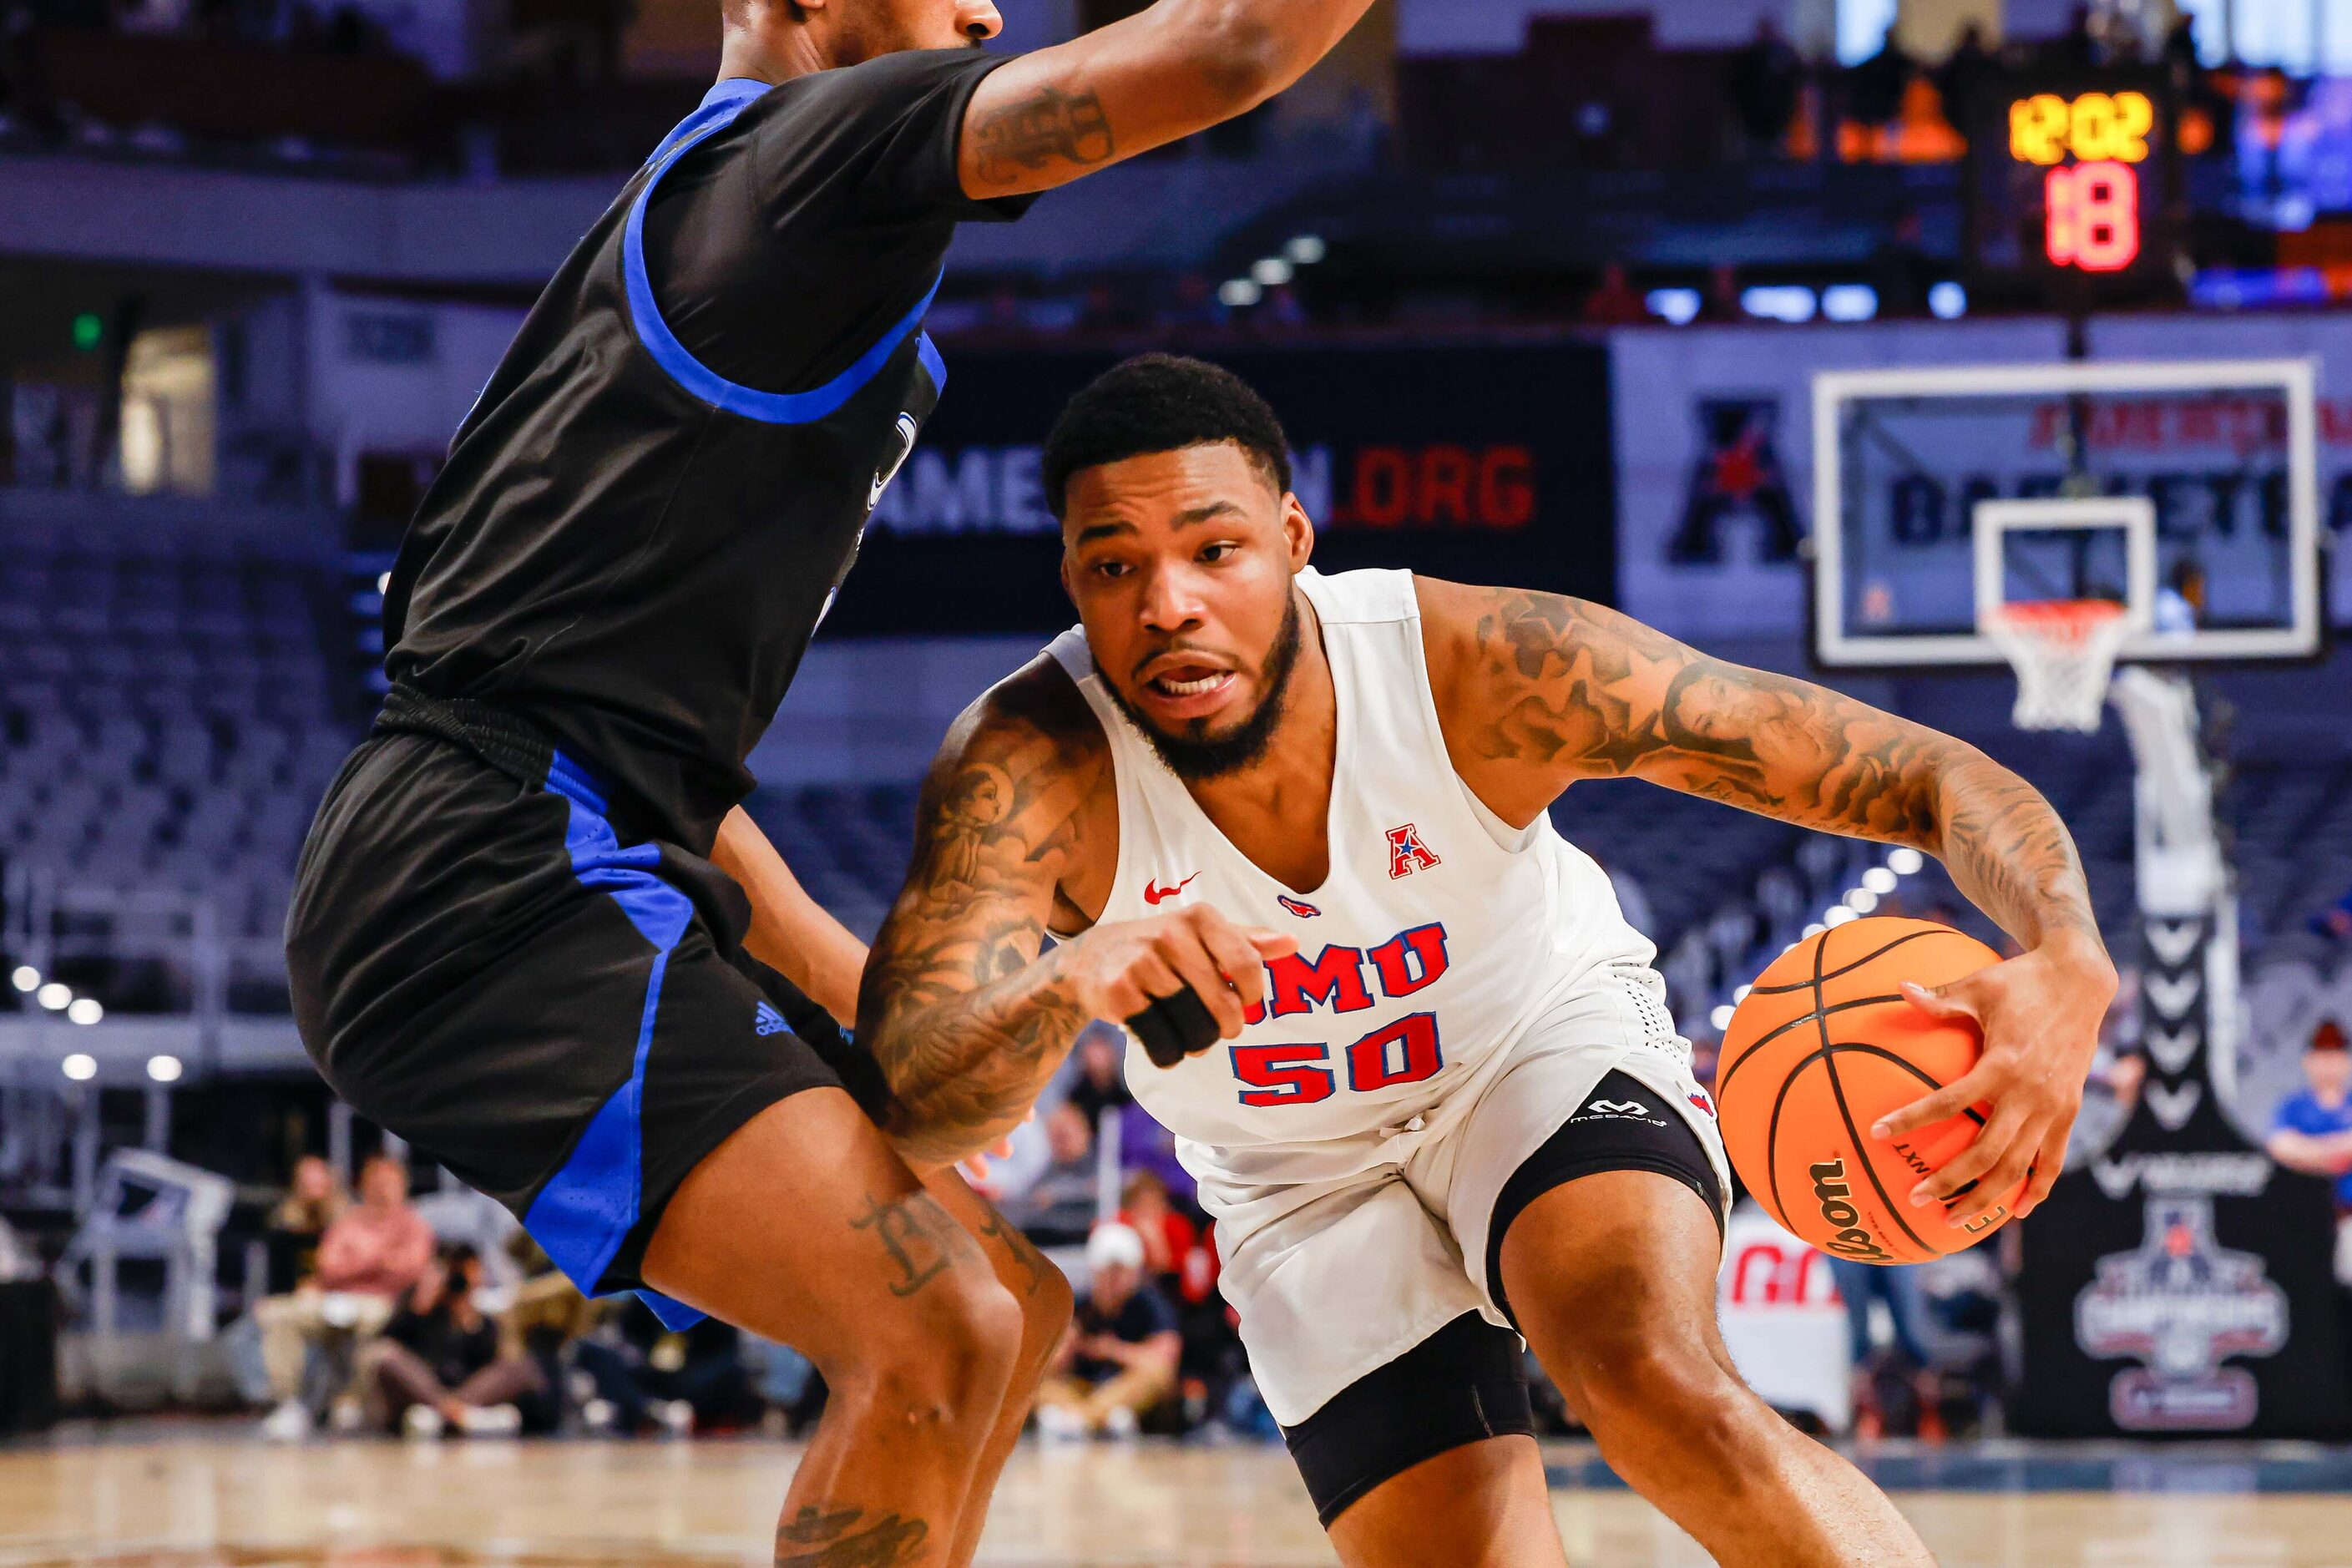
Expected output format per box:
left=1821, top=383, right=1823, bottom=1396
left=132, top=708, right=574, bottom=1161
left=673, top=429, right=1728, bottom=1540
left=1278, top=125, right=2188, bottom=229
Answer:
left=1802, top=921, right=1826, bottom=938
left=10, top=965, right=36, bottom=993
left=1823, top=905, right=1860, bottom=928
left=36, top=982, right=70, bottom=1011
left=1928, top=281, right=1968, bottom=320
left=1887, top=846, right=1926, bottom=876
left=1821, top=284, right=1879, bottom=322
left=1251, top=256, right=1294, bottom=287
left=1741, top=286, right=1818, bottom=324
left=1845, top=888, right=1880, bottom=914
left=66, top=998, right=103, bottom=1026
left=377, top=572, right=392, bottom=594
left=1862, top=866, right=1898, bottom=895
left=61, top=1054, right=96, bottom=1082
left=1646, top=288, right=1701, bottom=326
left=1218, top=278, right=1262, bottom=308
left=1284, top=234, right=1327, bottom=266
left=1709, top=1004, right=1736, bottom=1031
left=147, top=1054, right=183, bottom=1083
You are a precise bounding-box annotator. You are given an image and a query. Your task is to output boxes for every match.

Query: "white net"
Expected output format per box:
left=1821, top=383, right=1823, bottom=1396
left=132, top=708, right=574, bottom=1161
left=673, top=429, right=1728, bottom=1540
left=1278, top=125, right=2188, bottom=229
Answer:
left=1983, top=600, right=2132, bottom=733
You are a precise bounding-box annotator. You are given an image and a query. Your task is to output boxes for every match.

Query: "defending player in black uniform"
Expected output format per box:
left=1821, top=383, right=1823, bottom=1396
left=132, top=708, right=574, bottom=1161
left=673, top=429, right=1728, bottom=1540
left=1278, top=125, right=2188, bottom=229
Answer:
left=286, top=0, right=1386, bottom=1558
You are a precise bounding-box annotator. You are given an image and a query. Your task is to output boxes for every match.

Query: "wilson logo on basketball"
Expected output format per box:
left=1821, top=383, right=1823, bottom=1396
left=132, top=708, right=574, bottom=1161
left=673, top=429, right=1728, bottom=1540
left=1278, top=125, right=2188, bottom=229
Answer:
left=1809, top=1158, right=1894, bottom=1263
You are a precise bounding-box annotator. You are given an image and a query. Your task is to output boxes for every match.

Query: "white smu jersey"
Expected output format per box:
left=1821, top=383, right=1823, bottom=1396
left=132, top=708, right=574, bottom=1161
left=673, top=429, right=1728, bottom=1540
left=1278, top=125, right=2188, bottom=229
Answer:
left=1045, top=568, right=1663, bottom=1197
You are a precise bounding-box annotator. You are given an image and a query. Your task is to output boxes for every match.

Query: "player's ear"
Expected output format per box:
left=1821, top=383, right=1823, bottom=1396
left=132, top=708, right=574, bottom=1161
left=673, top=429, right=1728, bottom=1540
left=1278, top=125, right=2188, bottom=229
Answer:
left=1281, top=493, right=1314, bottom=572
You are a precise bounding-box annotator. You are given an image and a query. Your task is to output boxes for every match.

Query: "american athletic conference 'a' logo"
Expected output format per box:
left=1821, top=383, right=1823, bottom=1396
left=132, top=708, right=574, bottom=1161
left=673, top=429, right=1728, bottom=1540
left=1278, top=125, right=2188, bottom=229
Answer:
left=2074, top=1194, right=2288, bottom=1431
left=1386, top=823, right=1440, bottom=880
left=1668, top=397, right=1804, bottom=565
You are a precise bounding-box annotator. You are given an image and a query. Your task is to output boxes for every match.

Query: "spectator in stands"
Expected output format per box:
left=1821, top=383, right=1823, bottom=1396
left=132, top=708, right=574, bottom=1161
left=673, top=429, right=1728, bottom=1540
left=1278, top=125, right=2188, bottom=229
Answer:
left=1845, top=26, right=1911, bottom=127
left=1698, top=262, right=1743, bottom=323
left=2268, top=1021, right=2352, bottom=1211
left=260, top=1154, right=346, bottom=1297
left=255, top=1152, right=434, bottom=1439
left=1009, top=1102, right=1098, bottom=1247
left=1729, top=17, right=1801, bottom=156
left=574, top=1295, right=763, bottom=1437
left=1871, top=208, right=1937, bottom=318
left=1116, top=1170, right=1203, bottom=1295
left=1934, top=23, right=1996, bottom=126
left=1064, top=1021, right=1134, bottom=1129
left=1035, top=1224, right=1180, bottom=1441
left=2310, top=889, right=2352, bottom=943
left=362, top=1244, right=541, bottom=1439
left=1827, top=1252, right=1935, bottom=1437
left=1581, top=263, right=1651, bottom=327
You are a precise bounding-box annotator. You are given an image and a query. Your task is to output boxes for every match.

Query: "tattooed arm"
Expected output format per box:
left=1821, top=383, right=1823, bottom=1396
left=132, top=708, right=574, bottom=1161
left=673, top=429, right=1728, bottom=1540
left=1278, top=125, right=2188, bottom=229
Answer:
left=1419, top=579, right=2118, bottom=1223
left=957, top=0, right=1382, bottom=199
left=858, top=660, right=1293, bottom=1170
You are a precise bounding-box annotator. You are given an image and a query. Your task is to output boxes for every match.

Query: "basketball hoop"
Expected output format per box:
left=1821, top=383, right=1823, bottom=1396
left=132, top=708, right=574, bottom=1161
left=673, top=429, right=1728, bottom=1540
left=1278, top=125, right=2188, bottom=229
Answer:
left=1983, top=599, right=2130, bottom=733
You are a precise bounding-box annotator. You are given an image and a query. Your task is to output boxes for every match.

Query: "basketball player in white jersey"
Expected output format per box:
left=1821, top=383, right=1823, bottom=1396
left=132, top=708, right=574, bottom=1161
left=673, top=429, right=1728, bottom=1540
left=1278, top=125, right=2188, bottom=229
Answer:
left=857, top=357, right=2117, bottom=1564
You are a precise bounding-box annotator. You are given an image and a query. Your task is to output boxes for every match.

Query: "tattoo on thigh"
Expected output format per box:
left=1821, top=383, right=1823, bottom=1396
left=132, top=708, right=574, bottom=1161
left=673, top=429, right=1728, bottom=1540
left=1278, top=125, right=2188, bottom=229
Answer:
left=849, top=1191, right=960, bottom=1298
left=975, top=1208, right=1046, bottom=1299
left=971, top=87, right=1113, bottom=184
left=776, top=1505, right=929, bottom=1567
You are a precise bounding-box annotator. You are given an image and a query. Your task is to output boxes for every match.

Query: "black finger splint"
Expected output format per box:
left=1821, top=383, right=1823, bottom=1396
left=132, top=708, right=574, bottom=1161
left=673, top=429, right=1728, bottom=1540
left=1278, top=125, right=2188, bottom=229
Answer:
left=1127, top=984, right=1222, bottom=1068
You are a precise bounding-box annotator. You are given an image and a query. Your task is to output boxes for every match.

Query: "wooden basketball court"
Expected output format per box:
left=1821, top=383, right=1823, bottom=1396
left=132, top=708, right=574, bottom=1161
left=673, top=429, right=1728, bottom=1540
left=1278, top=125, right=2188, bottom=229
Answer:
left=2, top=1432, right=2349, bottom=1566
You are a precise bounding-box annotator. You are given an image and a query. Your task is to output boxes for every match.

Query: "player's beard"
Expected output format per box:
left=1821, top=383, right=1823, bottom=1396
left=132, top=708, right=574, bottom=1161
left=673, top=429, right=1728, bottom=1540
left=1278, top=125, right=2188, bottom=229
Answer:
left=1108, top=594, right=1304, bottom=784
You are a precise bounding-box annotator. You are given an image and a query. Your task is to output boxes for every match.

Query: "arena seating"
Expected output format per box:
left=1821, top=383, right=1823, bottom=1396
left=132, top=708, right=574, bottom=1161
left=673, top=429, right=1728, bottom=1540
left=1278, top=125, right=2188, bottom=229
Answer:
left=7, top=526, right=2350, bottom=1035
left=0, top=534, right=357, bottom=1009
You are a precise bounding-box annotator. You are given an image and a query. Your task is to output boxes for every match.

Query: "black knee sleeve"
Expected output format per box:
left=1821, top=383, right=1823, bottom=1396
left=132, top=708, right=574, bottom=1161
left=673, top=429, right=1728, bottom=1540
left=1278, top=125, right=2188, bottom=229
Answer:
left=1485, top=1069, right=1724, bottom=1331
left=1279, top=1312, right=1534, bottom=1528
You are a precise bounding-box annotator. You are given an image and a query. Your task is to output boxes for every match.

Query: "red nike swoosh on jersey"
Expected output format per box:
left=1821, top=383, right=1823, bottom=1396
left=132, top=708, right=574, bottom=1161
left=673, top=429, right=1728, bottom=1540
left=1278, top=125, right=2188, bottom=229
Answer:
left=1143, top=874, right=1199, bottom=906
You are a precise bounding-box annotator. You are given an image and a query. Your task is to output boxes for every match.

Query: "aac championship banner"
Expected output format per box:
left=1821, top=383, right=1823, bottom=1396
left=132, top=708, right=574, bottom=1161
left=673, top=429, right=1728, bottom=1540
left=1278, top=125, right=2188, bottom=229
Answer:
left=1610, top=316, right=2352, bottom=645
left=820, top=342, right=1615, bottom=638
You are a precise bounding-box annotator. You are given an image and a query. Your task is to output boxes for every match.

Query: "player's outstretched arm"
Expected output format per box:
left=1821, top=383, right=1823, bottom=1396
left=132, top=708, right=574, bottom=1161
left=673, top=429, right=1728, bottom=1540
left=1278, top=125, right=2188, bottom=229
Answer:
left=1419, top=579, right=2119, bottom=1223
left=957, top=0, right=1381, bottom=198
left=857, top=665, right=1109, bottom=1170
left=712, top=807, right=867, bottom=1029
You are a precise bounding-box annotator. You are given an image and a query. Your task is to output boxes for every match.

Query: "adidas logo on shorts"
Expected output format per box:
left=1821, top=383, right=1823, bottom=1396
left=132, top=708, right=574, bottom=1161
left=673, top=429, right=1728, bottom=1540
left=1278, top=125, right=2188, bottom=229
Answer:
left=753, top=1000, right=791, bottom=1038
left=1573, top=1095, right=1666, bottom=1125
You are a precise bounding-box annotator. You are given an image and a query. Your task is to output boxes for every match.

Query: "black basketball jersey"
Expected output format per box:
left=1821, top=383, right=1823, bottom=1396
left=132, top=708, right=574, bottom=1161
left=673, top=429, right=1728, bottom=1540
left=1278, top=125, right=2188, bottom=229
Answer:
left=382, top=51, right=1029, bottom=850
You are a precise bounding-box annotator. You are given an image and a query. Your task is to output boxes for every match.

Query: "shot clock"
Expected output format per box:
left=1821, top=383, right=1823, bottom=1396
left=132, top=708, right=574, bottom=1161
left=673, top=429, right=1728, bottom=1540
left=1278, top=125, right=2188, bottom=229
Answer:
left=1965, top=73, right=2177, bottom=296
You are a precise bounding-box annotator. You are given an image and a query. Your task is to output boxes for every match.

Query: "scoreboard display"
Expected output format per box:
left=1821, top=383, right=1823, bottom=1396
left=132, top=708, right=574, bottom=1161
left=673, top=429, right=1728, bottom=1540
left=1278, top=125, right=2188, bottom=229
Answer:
left=1967, top=73, right=2177, bottom=294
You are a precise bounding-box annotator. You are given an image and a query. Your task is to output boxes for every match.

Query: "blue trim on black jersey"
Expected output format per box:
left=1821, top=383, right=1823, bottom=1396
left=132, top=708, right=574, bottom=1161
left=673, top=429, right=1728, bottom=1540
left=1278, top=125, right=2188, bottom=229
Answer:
left=624, top=77, right=945, bottom=425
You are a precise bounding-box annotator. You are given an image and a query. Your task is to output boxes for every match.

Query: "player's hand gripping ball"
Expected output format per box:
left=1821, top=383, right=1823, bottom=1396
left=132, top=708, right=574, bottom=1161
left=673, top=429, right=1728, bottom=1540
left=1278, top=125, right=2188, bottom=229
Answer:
left=1715, top=917, right=2026, bottom=1264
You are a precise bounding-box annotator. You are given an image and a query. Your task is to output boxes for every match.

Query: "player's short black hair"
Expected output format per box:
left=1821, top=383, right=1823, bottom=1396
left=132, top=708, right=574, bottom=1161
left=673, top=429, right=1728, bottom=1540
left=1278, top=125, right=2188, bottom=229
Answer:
left=1042, top=354, right=1292, bottom=519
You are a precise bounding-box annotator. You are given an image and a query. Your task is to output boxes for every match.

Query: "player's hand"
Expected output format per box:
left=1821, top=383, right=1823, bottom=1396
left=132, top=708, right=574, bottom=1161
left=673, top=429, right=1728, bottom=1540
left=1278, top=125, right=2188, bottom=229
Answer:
left=1873, top=934, right=2117, bottom=1227
left=956, top=1113, right=1030, bottom=1187
left=1065, top=906, right=1297, bottom=1045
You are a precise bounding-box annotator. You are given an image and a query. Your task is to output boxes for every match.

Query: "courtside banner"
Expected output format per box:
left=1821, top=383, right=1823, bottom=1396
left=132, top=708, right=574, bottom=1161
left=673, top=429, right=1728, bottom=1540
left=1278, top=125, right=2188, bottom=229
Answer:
left=819, top=341, right=1615, bottom=637
left=1611, top=315, right=2352, bottom=645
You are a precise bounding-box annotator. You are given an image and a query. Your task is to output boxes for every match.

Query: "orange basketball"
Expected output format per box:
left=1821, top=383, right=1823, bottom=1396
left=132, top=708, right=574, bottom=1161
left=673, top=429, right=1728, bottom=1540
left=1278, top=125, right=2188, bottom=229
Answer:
left=1715, top=916, right=2023, bottom=1265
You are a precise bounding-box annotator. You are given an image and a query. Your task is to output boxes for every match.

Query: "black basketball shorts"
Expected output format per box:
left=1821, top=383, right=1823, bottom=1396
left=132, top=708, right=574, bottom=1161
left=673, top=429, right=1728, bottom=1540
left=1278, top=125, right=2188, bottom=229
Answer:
left=286, top=726, right=864, bottom=1328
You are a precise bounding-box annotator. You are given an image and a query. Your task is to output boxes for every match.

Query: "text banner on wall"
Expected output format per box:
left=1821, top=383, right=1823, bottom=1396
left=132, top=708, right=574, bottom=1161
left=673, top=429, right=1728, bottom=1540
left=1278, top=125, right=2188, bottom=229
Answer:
left=2087, top=312, right=2352, bottom=635
left=821, top=341, right=1616, bottom=638
left=1610, top=320, right=2071, bottom=642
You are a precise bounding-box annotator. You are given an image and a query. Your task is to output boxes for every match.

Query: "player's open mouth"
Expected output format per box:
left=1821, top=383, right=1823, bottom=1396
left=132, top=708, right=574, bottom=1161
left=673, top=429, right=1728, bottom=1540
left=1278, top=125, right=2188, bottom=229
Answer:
left=1147, top=668, right=1234, bottom=698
